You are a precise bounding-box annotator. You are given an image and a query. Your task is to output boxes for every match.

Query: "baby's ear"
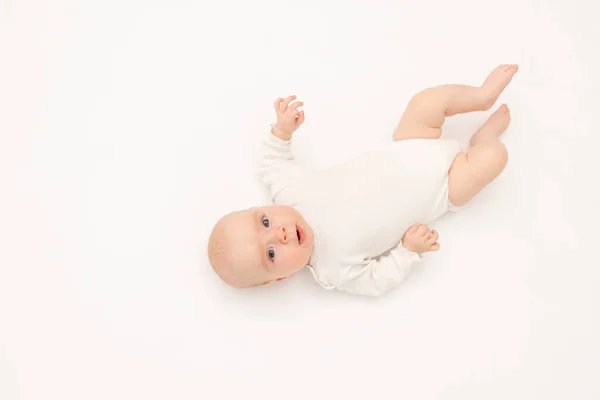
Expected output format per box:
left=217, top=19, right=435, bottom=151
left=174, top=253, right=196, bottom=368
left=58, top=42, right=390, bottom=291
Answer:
left=263, top=274, right=294, bottom=287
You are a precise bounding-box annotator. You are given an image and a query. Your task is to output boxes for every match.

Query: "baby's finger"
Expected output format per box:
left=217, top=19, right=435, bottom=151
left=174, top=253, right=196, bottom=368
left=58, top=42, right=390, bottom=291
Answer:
left=430, top=243, right=440, bottom=252
left=282, top=95, right=297, bottom=111
left=419, top=225, right=430, bottom=236
left=274, top=98, right=283, bottom=111
left=427, top=230, right=439, bottom=245
left=296, top=110, right=305, bottom=126
left=289, top=101, right=304, bottom=111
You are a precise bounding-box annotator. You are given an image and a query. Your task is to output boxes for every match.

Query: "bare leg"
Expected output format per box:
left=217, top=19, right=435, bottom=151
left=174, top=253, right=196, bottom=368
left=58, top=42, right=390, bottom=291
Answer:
left=448, top=105, right=511, bottom=207
left=393, top=65, right=519, bottom=141
left=470, top=104, right=512, bottom=147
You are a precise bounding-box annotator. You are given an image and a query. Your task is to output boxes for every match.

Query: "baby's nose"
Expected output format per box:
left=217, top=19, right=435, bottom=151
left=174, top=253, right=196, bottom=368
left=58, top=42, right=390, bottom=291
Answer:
left=277, top=226, right=288, bottom=244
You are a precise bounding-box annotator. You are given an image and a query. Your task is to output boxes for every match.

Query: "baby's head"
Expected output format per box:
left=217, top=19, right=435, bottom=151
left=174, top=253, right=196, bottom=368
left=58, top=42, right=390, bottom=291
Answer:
left=208, top=205, right=315, bottom=288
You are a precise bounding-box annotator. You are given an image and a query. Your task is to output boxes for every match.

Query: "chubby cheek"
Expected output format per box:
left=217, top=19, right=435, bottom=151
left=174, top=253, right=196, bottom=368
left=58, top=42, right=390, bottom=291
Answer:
left=275, top=252, right=301, bottom=274
left=290, top=249, right=309, bottom=267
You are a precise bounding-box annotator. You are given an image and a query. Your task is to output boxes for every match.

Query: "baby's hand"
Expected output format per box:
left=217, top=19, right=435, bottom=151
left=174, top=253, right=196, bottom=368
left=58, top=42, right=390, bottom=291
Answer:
left=272, top=95, right=305, bottom=140
left=402, top=224, right=440, bottom=255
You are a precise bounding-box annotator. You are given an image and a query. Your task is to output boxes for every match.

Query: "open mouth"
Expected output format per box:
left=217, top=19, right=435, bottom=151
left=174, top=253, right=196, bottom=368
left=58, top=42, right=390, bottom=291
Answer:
left=296, top=225, right=305, bottom=245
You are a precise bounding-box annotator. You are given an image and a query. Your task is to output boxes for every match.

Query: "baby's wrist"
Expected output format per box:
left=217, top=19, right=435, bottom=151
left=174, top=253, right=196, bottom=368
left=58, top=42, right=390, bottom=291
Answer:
left=271, top=124, right=293, bottom=141
left=401, top=241, right=417, bottom=254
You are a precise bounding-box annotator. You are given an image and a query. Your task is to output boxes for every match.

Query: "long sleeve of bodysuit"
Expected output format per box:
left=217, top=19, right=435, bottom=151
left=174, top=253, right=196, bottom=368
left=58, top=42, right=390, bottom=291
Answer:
left=258, top=132, right=306, bottom=204
left=334, top=244, right=422, bottom=296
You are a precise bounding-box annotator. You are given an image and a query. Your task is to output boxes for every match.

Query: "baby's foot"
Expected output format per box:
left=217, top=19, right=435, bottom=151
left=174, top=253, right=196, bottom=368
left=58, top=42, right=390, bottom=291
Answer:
left=487, top=104, right=511, bottom=135
left=481, top=64, right=519, bottom=110
left=470, top=104, right=511, bottom=146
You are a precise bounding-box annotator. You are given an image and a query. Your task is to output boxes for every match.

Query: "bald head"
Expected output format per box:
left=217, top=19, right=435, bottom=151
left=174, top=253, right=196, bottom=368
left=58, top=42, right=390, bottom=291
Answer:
left=207, top=210, right=264, bottom=288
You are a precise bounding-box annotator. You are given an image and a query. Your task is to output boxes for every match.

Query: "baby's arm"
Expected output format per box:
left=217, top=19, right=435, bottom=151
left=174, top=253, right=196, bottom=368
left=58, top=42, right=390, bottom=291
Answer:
left=337, top=225, right=440, bottom=296
left=259, top=96, right=306, bottom=203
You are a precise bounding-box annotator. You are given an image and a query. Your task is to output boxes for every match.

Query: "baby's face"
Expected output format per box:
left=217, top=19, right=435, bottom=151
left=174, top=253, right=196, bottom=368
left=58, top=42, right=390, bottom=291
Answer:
left=209, top=205, right=315, bottom=287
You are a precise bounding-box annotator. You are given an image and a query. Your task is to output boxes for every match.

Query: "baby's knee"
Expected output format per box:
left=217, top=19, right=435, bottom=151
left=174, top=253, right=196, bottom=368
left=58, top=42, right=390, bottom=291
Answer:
left=483, top=141, right=509, bottom=170
left=409, top=87, right=438, bottom=107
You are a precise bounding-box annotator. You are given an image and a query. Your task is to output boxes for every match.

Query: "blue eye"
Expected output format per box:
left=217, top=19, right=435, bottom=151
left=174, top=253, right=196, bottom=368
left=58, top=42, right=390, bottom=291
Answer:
left=267, top=247, right=275, bottom=260
left=262, top=217, right=269, bottom=228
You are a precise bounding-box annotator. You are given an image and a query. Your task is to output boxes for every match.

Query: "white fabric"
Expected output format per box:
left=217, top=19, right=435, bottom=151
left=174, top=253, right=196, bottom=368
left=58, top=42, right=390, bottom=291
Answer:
left=259, top=133, right=462, bottom=296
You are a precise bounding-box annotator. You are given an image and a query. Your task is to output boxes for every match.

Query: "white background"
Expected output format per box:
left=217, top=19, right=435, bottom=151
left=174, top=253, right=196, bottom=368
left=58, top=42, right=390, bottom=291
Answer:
left=1, top=0, right=599, bottom=399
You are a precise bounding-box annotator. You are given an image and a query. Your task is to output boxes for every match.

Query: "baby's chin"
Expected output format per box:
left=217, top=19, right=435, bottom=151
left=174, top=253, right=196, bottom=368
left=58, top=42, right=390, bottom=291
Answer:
left=300, top=245, right=314, bottom=266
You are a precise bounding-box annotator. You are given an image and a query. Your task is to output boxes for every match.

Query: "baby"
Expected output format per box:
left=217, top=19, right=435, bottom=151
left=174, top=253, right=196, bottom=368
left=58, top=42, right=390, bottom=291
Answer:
left=208, top=64, right=518, bottom=296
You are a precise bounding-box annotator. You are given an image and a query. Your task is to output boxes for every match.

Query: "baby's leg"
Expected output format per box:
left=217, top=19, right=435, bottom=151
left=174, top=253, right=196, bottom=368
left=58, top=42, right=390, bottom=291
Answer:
left=393, top=65, right=518, bottom=141
left=447, top=105, right=511, bottom=207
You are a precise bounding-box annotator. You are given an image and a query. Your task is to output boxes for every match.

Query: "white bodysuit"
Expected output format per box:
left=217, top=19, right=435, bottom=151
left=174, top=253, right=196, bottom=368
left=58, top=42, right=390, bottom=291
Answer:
left=259, top=133, right=462, bottom=296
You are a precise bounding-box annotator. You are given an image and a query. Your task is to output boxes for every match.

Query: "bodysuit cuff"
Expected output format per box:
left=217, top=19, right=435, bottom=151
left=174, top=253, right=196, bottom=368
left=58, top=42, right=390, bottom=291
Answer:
left=268, top=124, right=292, bottom=144
left=398, top=244, right=421, bottom=261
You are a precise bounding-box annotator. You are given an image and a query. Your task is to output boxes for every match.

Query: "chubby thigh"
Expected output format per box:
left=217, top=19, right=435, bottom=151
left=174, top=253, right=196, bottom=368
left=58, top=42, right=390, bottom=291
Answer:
left=447, top=140, right=508, bottom=207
